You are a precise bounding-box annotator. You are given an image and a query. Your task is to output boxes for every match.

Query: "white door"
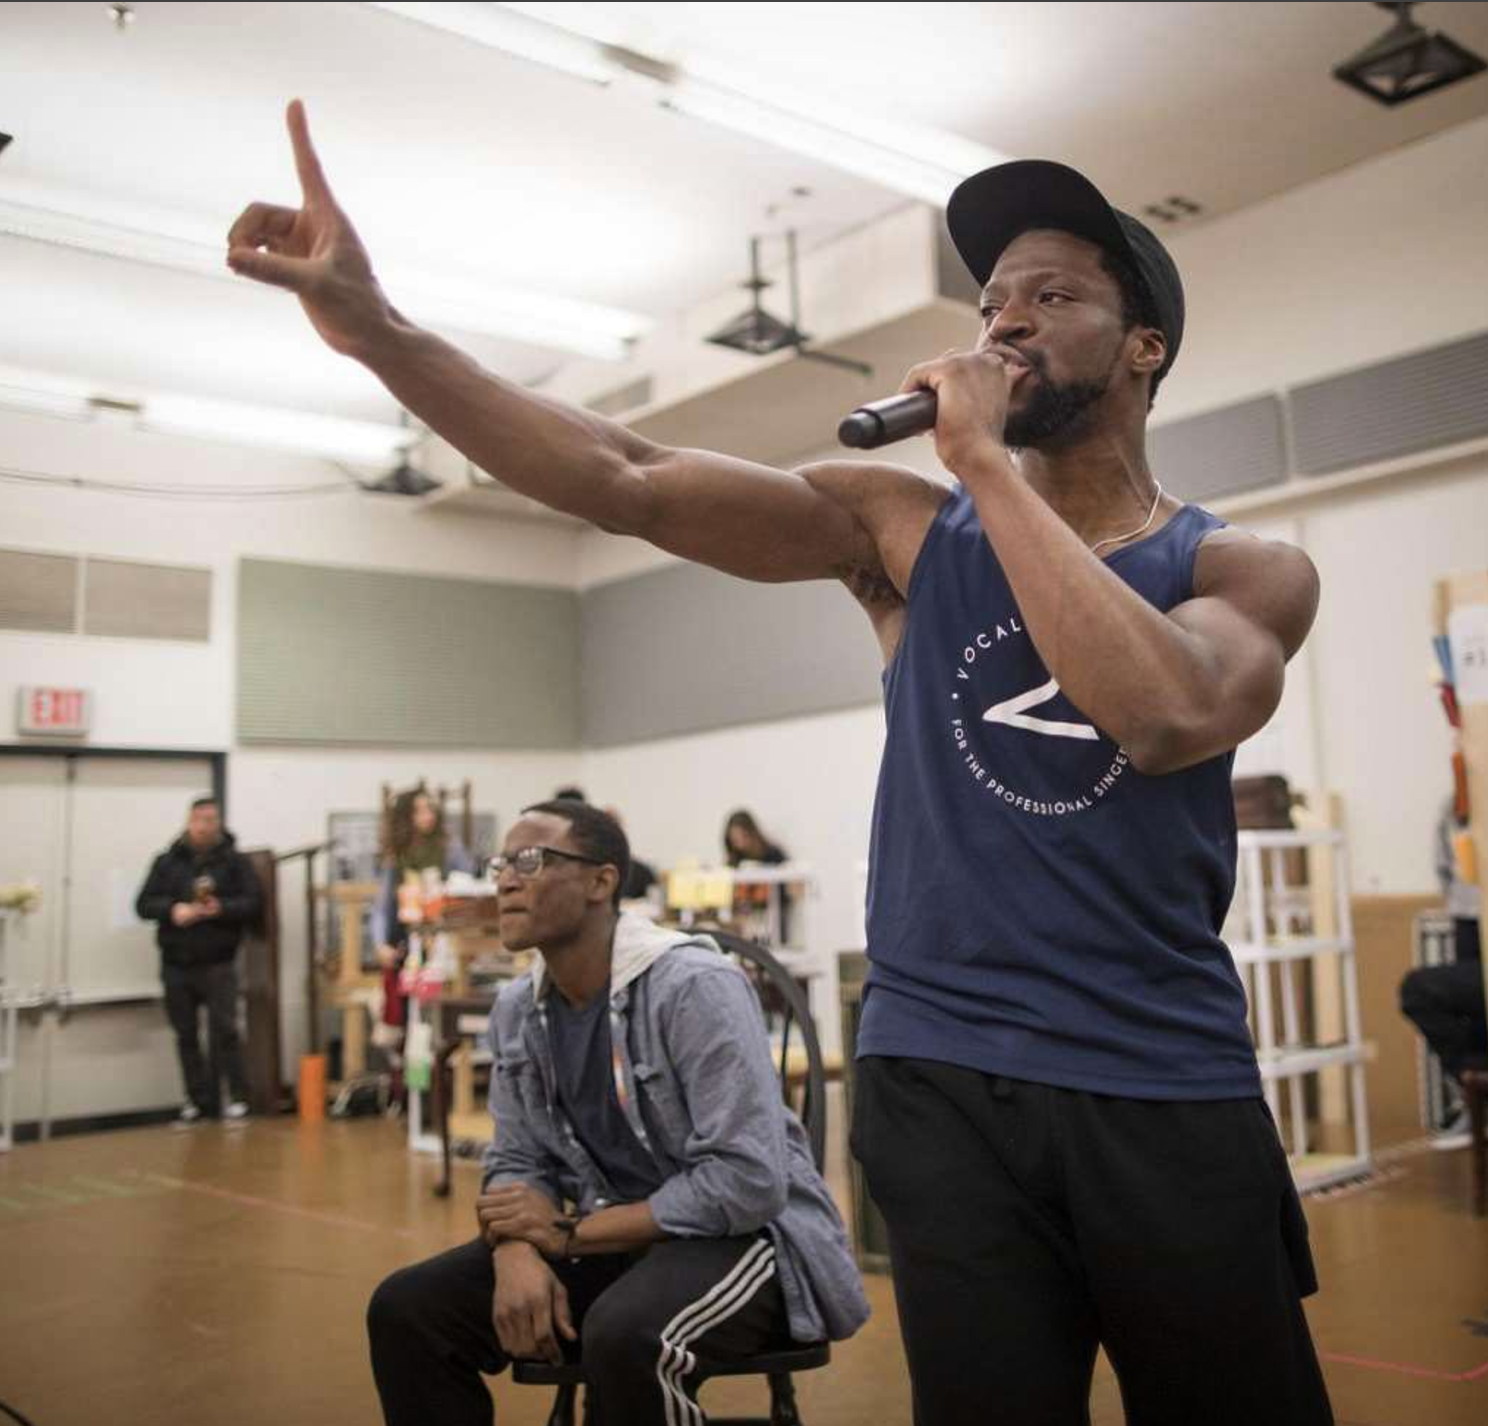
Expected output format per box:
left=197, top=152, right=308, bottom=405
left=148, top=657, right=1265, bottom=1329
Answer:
left=0, top=753, right=218, bottom=1135
left=0, top=757, right=68, bottom=1131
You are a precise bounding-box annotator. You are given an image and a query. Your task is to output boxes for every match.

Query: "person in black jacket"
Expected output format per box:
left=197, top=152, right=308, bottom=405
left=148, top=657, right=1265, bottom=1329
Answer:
left=135, top=797, right=262, bottom=1122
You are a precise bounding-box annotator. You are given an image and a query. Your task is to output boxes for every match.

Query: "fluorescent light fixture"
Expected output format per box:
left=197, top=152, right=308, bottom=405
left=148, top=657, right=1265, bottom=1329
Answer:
left=142, top=395, right=413, bottom=465
left=0, top=364, right=413, bottom=464
left=0, top=365, right=94, bottom=422
left=380, top=261, right=646, bottom=360
left=493, top=1, right=636, bottom=51
left=488, top=3, right=1008, bottom=203
left=0, top=189, right=224, bottom=280
left=660, top=76, right=988, bottom=208
left=367, top=1, right=617, bottom=85
left=684, top=51, right=1003, bottom=187
left=0, top=183, right=649, bottom=361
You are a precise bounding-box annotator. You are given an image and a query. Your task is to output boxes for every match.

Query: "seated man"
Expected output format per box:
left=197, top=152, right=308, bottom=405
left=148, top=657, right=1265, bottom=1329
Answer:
left=368, top=801, right=868, bottom=1426
left=1400, top=798, right=1485, bottom=1150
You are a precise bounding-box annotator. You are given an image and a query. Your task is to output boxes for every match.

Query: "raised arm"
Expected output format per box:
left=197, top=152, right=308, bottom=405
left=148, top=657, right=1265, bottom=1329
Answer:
left=226, top=102, right=936, bottom=589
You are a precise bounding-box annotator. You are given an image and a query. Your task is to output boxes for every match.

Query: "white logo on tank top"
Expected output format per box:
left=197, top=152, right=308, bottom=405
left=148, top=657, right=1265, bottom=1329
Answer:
left=983, top=676, right=1099, bottom=741
left=947, top=607, right=1130, bottom=816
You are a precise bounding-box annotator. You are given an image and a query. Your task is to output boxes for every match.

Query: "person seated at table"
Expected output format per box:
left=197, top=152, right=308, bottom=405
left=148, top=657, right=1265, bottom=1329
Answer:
left=723, top=809, right=796, bottom=944
left=369, top=788, right=475, bottom=1091
left=366, top=801, right=867, bottom=1426
left=1400, top=796, right=1485, bottom=1150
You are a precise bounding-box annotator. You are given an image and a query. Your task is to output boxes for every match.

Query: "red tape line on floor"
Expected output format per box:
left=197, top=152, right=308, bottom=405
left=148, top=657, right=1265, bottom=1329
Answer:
left=1320, top=1350, right=1488, bottom=1384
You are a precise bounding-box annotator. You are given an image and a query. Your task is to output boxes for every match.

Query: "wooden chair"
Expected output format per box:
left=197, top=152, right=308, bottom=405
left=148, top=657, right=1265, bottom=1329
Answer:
left=431, top=994, right=498, bottom=1198
left=511, top=929, right=832, bottom=1426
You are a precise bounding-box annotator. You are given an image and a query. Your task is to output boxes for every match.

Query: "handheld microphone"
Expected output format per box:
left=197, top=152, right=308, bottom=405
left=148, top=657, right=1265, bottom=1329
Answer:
left=837, top=390, right=938, bottom=450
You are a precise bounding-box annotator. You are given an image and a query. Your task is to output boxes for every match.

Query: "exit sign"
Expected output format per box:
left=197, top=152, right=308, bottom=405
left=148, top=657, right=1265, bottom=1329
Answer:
left=18, top=686, right=92, bottom=736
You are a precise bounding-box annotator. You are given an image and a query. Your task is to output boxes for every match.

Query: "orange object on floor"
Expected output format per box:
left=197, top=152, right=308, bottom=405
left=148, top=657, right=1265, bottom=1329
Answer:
left=297, top=1053, right=327, bottom=1122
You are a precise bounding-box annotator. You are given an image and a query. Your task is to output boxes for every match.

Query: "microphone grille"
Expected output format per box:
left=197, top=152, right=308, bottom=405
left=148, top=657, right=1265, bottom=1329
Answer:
left=837, top=411, right=880, bottom=449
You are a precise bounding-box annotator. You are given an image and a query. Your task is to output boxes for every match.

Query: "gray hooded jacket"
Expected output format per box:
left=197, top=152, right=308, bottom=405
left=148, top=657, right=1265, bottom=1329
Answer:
left=481, top=914, right=870, bottom=1343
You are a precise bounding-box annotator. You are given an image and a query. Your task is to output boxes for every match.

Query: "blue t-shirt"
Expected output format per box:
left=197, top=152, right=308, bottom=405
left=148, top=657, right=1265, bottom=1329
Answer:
left=545, top=991, right=665, bottom=1202
left=859, top=493, right=1261, bottom=1101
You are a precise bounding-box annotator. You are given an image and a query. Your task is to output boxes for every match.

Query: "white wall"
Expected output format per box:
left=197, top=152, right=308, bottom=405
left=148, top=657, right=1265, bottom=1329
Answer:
left=1296, top=456, right=1488, bottom=893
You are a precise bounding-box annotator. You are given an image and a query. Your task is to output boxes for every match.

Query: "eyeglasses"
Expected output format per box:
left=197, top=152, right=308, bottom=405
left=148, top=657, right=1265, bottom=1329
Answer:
left=489, top=845, right=606, bottom=880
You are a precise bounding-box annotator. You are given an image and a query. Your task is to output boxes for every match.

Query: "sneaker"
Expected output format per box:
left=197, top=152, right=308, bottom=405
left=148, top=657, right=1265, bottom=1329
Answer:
left=224, top=1101, right=250, bottom=1120
left=1431, top=1109, right=1473, bottom=1151
left=177, top=1103, right=203, bottom=1124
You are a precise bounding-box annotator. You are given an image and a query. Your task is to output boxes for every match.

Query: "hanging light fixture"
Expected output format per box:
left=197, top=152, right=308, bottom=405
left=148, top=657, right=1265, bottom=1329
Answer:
left=1333, top=2, right=1486, bottom=107
left=706, top=231, right=871, bottom=376
left=706, top=237, right=806, bottom=358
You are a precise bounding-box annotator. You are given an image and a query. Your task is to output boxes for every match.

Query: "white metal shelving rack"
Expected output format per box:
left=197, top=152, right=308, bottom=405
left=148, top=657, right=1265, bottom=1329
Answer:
left=1227, top=829, right=1371, bottom=1193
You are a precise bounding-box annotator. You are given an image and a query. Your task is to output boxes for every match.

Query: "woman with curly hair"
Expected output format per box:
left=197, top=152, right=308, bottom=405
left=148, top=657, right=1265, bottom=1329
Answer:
left=369, top=788, right=474, bottom=1094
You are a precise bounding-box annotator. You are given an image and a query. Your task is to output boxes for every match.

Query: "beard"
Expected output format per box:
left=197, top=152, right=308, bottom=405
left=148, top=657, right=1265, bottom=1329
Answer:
left=1001, top=349, right=1116, bottom=451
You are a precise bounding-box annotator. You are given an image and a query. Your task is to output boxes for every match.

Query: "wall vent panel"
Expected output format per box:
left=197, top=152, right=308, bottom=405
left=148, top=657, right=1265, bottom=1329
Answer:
left=237, top=559, right=579, bottom=748
left=83, top=559, right=211, bottom=642
left=0, top=548, right=78, bottom=633
left=581, top=562, right=882, bottom=748
left=1291, top=331, right=1488, bottom=475
left=1149, top=395, right=1288, bottom=504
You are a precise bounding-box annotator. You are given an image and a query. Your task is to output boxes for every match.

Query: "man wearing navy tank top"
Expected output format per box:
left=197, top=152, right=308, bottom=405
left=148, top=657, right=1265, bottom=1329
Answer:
left=232, top=106, right=1329, bottom=1426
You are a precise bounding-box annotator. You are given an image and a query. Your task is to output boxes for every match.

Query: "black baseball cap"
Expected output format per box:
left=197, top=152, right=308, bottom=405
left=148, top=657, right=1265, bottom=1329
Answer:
left=946, top=159, right=1184, bottom=382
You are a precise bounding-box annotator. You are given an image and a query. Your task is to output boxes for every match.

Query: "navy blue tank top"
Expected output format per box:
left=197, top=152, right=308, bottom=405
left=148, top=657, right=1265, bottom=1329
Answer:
left=859, top=491, right=1261, bottom=1100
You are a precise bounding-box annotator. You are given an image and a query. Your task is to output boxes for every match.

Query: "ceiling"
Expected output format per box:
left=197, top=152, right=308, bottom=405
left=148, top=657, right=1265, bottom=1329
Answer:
left=3, top=0, right=1487, bottom=451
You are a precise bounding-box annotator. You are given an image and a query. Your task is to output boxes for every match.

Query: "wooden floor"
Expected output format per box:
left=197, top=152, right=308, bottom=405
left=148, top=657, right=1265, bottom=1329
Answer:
left=1, top=1115, right=1485, bottom=1426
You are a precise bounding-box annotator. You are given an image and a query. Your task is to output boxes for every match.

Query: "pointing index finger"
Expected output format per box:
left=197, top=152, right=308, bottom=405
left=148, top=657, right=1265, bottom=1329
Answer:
left=286, top=98, right=334, bottom=204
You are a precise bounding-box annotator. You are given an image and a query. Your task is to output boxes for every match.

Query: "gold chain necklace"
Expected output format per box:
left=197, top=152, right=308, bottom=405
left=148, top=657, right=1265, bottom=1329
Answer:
left=1088, top=481, right=1164, bottom=555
